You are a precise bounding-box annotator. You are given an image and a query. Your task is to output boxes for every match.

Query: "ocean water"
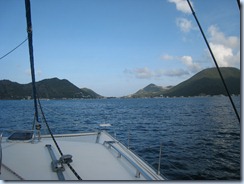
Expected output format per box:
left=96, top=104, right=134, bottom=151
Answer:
left=0, top=96, right=240, bottom=180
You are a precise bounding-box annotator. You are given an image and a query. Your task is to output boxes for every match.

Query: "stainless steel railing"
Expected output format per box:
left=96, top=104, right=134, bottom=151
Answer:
left=103, top=141, right=152, bottom=180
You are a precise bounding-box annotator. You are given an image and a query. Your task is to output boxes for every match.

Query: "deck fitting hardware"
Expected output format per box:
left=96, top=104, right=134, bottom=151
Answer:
left=45, top=144, right=66, bottom=180
left=59, top=154, right=73, bottom=164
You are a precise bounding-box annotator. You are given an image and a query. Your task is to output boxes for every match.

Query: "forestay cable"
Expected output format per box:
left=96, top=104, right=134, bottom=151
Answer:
left=24, top=0, right=82, bottom=180
left=25, top=0, right=39, bottom=123
left=237, top=0, right=241, bottom=10
left=186, top=0, right=240, bottom=123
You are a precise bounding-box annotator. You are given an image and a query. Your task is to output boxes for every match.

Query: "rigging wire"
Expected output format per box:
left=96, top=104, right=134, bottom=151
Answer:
left=186, top=0, right=240, bottom=124
left=25, top=0, right=39, bottom=123
left=37, top=98, right=82, bottom=180
left=0, top=38, right=28, bottom=61
left=24, top=0, right=82, bottom=180
left=237, top=0, right=241, bottom=10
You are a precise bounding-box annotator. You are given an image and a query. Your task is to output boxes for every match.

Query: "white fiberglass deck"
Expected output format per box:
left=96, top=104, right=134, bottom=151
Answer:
left=0, top=131, right=163, bottom=180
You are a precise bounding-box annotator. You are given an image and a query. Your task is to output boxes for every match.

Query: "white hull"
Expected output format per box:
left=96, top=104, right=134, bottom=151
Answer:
left=0, top=131, right=164, bottom=180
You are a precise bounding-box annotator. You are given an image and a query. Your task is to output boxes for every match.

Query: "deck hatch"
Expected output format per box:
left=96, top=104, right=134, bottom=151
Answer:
left=7, top=131, right=34, bottom=141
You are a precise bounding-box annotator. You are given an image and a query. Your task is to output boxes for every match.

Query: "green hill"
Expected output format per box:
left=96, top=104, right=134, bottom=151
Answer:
left=164, top=67, right=240, bottom=97
left=129, top=67, right=240, bottom=98
left=0, top=78, right=103, bottom=99
left=129, top=83, right=171, bottom=98
left=0, top=80, right=29, bottom=99
left=0, top=67, right=240, bottom=99
left=80, top=88, right=103, bottom=99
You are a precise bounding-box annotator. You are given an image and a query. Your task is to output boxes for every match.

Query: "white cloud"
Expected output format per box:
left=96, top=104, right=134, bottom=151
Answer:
left=161, top=54, right=202, bottom=73
left=209, top=43, right=233, bottom=67
left=168, top=0, right=192, bottom=14
left=124, top=66, right=190, bottom=79
left=207, top=25, right=240, bottom=68
left=134, top=67, right=154, bottom=79
left=176, top=18, right=193, bottom=33
left=124, top=67, right=153, bottom=79
left=180, top=56, right=202, bottom=72
left=208, top=25, right=239, bottom=49
left=168, top=1, right=195, bottom=35
left=181, top=55, right=192, bottom=64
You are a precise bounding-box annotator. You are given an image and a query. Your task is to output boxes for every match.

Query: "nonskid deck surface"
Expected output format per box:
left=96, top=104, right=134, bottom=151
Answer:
left=0, top=131, right=163, bottom=180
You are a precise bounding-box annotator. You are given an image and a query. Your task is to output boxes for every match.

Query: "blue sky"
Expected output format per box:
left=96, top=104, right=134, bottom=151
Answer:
left=0, top=0, right=240, bottom=97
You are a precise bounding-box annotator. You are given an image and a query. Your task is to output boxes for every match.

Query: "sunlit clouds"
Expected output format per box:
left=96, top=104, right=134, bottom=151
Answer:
left=161, top=54, right=202, bottom=73
left=168, top=0, right=192, bottom=14
left=176, top=18, right=194, bottom=33
left=124, top=1, right=240, bottom=84
left=207, top=25, right=240, bottom=68
left=0, top=0, right=240, bottom=97
left=124, top=66, right=190, bottom=79
left=124, top=67, right=154, bottom=79
left=167, top=0, right=240, bottom=70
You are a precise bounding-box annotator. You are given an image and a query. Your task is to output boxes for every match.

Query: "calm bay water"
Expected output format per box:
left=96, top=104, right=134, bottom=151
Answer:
left=0, top=96, right=240, bottom=180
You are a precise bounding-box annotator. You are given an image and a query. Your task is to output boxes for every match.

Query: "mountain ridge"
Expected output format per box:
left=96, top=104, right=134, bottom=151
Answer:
left=0, top=67, right=240, bottom=99
left=128, top=67, right=240, bottom=98
left=163, top=67, right=240, bottom=97
left=0, top=78, right=103, bottom=99
left=129, top=83, right=171, bottom=98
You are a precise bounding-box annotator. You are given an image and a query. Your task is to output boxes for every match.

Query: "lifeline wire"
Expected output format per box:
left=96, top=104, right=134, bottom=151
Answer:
left=0, top=38, right=28, bottom=61
left=186, top=0, right=240, bottom=123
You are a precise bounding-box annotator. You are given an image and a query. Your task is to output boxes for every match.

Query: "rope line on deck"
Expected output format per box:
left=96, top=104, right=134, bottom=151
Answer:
left=37, top=98, right=82, bottom=180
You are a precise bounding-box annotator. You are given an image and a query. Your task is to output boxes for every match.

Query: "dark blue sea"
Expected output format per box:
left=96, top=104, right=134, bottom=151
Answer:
left=0, top=96, right=240, bottom=180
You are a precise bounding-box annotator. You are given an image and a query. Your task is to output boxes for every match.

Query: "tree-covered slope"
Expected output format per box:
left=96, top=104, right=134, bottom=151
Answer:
left=164, top=67, right=240, bottom=97
left=0, top=78, right=103, bottom=99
